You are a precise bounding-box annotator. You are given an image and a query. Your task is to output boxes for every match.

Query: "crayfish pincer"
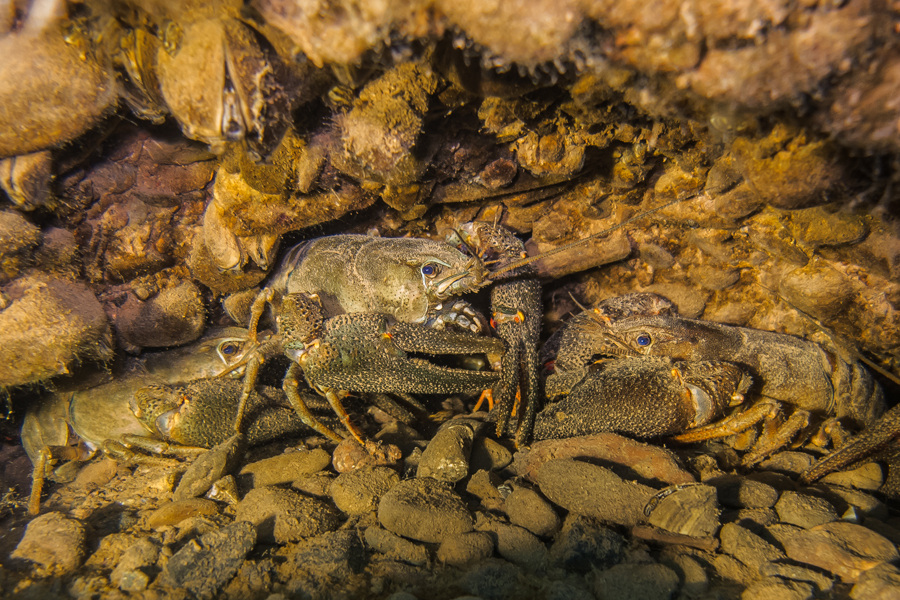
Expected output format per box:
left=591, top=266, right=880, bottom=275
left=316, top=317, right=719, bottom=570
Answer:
left=543, top=293, right=885, bottom=466
left=224, top=233, right=501, bottom=447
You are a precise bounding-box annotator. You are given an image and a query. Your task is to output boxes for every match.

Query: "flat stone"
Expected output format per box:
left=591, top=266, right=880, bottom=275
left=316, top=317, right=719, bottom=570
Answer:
left=780, top=521, right=900, bottom=582
left=850, top=562, right=900, bottom=599
left=742, top=577, right=815, bottom=600
left=549, top=515, right=625, bottom=573
left=330, top=466, right=400, bottom=515
left=820, top=462, right=883, bottom=491
left=476, top=517, right=548, bottom=570
left=146, top=499, right=219, bottom=529
left=437, top=531, right=495, bottom=567
left=278, top=530, right=366, bottom=581
left=377, top=477, right=474, bottom=543
left=534, top=458, right=656, bottom=527
left=759, top=452, right=816, bottom=476
left=513, top=433, right=695, bottom=486
left=719, top=522, right=786, bottom=569
left=722, top=508, right=778, bottom=527
left=646, top=484, right=720, bottom=537
left=504, top=486, right=560, bottom=537
left=364, top=526, right=429, bottom=566
left=12, top=512, right=86, bottom=575
left=236, top=487, right=343, bottom=544
left=774, top=491, right=838, bottom=528
left=110, top=539, right=159, bottom=592
left=159, top=520, right=256, bottom=600
left=761, top=561, right=834, bottom=593
left=591, top=562, right=679, bottom=600
left=238, top=448, right=331, bottom=487
left=820, top=485, right=888, bottom=520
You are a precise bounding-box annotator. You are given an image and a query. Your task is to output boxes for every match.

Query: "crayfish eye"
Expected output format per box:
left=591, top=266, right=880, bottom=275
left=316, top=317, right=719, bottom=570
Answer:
left=421, top=263, right=440, bottom=278
left=636, top=334, right=652, bottom=347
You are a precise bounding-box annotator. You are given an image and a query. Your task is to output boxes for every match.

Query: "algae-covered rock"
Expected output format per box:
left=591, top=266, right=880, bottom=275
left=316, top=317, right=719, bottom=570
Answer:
left=0, top=273, right=111, bottom=387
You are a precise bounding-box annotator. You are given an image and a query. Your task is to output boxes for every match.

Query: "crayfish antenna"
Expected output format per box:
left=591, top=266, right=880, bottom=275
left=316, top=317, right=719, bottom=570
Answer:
left=485, top=195, right=698, bottom=281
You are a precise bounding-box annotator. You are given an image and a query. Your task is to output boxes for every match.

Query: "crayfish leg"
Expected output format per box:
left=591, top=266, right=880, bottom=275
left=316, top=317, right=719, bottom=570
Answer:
left=28, top=444, right=93, bottom=515
left=742, top=409, right=810, bottom=467
left=283, top=363, right=343, bottom=443
left=671, top=399, right=781, bottom=443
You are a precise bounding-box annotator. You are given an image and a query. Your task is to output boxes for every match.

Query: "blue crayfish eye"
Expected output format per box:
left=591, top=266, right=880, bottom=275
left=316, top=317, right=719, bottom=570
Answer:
left=421, top=263, right=437, bottom=277
left=636, top=334, right=652, bottom=347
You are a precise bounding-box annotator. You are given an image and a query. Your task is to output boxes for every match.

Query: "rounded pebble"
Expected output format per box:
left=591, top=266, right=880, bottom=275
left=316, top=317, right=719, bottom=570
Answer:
left=378, top=477, right=474, bottom=543
left=147, top=498, right=219, bottom=529
left=236, top=487, right=343, bottom=544
left=331, top=466, right=400, bottom=515
left=239, top=448, right=331, bottom=487
left=534, top=458, right=656, bottom=527
left=774, top=491, right=838, bottom=529
left=12, top=512, right=86, bottom=575
left=437, top=531, right=495, bottom=567
left=591, top=562, right=680, bottom=600
left=504, top=486, right=560, bottom=537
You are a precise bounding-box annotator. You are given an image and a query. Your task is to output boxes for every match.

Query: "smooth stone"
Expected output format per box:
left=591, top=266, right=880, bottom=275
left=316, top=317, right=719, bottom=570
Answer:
left=820, top=462, right=883, bottom=491
left=513, top=433, right=695, bottom=486
left=236, top=487, right=343, bottom=544
left=416, top=418, right=478, bottom=482
left=12, top=512, right=86, bottom=575
left=761, top=561, right=834, bottom=593
left=470, top=436, right=513, bottom=472
left=759, top=452, right=816, bottom=476
left=741, top=577, right=815, bottom=600
left=780, top=521, right=900, bottom=582
left=719, top=522, right=786, bottom=569
left=774, top=491, right=838, bottom=528
left=292, top=471, right=336, bottom=500
left=504, top=486, right=560, bottom=537
left=658, top=548, right=709, bottom=597
left=476, top=517, right=548, bottom=570
left=377, top=477, right=474, bottom=543
left=459, top=558, right=529, bottom=600
left=278, top=530, right=366, bottom=581
left=646, top=484, right=720, bottom=537
left=238, top=448, right=331, bottom=487
left=534, top=459, right=656, bottom=527
left=722, top=508, right=778, bottom=528
left=820, top=485, right=889, bottom=520
left=330, top=466, right=400, bottom=515
left=850, top=563, right=900, bottom=599
left=437, top=531, right=495, bottom=567
left=549, top=515, right=625, bottom=573
left=709, top=474, right=780, bottom=509
left=364, top=526, right=429, bottom=566
left=159, top=521, right=256, bottom=600
left=591, top=562, right=680, bottom=600
left=146, top=498, right=219, bottom=529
